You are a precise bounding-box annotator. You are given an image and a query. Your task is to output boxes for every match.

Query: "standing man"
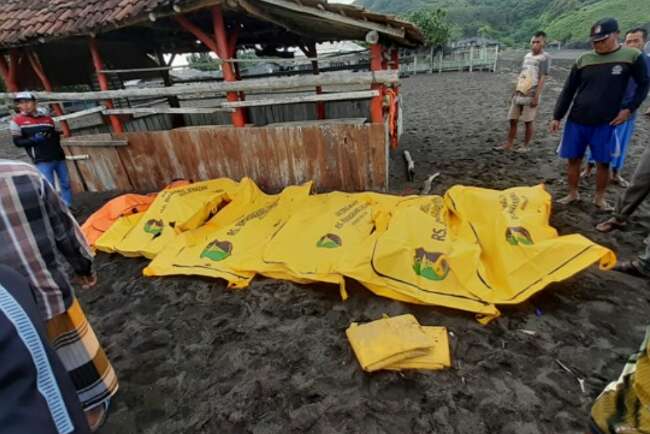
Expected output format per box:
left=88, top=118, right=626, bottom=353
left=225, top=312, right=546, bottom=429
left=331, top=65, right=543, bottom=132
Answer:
left=582, top=28, right=650, bottom=186
left=10, top=91, right=73, bottom=207
left=551, top=18, right=649, bottom=209
left=0, top=160, right=118, bottom=431
left=499, top=31, right=551, bottom=152
left=595, top=29, right=650, bottom=233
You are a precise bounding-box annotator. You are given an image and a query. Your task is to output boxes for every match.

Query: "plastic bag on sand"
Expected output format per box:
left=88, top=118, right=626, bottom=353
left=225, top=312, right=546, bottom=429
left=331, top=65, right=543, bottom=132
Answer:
left=346, top=314, right=451, bottom=372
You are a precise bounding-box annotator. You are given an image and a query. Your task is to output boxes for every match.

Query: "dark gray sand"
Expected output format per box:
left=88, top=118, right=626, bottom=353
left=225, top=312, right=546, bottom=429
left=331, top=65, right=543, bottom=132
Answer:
left=3, top=52, right=650, bottom=433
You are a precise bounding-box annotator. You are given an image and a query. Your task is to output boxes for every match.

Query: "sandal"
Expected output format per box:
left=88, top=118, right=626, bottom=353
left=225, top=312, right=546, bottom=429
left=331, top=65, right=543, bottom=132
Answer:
left=593, top=200, right=614, bottom=212
left=613, top=261, right=650, bottom=278
left=595, top=217, right=626, bottom=233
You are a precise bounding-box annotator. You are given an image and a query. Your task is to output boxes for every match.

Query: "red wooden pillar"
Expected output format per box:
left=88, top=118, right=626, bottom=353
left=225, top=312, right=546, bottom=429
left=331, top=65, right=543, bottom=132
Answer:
left=212, top=6, right=246, bottom=127
left=306, top=43, right=325, bottom=120
left=27, top=51, right=71, bottom=137
left=369, top=43, right=385, bottom=124
left=88, top=37, right=124, bottom=134
left=0, top=50, right=20, bottom=92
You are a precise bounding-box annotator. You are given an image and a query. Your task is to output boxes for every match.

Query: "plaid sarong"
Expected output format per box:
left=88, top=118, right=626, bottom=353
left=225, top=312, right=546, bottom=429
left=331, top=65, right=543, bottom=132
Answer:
left=46, top=298, right=118, bottom=410
left=590, top=326, right=650, bottom=434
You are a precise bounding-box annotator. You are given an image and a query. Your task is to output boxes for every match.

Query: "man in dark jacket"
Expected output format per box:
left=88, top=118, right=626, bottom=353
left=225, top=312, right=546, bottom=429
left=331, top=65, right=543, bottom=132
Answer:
left=550, top=18, right=650, bottom=210
left=0, top=265, right=90, bottom=434
left=10, top=91, right=72, bottom=206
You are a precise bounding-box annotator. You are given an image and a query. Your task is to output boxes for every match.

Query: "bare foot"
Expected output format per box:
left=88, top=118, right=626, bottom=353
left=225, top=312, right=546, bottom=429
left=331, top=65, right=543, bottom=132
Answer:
left=596, top=217, right=626, bottom=233
left=593, top=198, right=614, bottom=211
left=557, top=193, right=580, bottom=205
left=611, top=174, right=630, bottom=188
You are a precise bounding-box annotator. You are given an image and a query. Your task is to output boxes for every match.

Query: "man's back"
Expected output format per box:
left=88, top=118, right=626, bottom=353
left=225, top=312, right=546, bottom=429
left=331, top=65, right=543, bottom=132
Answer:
left=0, top=160, right=92, bottom=320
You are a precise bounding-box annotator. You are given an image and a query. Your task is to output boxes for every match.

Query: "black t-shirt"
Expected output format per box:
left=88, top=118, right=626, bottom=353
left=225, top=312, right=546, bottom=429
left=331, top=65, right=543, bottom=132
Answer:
left=553, top=47, right=650, bottom=125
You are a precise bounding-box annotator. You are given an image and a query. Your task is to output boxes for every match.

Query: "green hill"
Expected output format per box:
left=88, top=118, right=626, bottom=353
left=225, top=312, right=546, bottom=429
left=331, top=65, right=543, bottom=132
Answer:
left=355, top=0, right=650, bottom=44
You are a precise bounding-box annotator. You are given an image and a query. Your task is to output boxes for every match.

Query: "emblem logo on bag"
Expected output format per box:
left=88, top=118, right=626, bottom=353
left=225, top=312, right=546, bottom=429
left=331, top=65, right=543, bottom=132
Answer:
left=144, top=219, right=164, bottom=237
left=413, top=248, right=450, bottom=281
left=612, top=65, right=623, bottom=75
left=201, top=240, right=233, bottom=262
left=316, top=233, right=342, bottom=249
left=506, top=227, right=534, bottom=246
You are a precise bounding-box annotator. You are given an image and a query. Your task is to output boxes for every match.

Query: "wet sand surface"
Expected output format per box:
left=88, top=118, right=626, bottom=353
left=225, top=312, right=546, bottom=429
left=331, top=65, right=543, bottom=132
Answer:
left=3, top=52, right=650, bottom=433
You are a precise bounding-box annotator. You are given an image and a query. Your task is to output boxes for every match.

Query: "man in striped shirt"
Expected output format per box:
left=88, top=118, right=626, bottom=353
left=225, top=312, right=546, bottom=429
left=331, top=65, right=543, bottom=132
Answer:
left=0, top=160, right=118, bottom=431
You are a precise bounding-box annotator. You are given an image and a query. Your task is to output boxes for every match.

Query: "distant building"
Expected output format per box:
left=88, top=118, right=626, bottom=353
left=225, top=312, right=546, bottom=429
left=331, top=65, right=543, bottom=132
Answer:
left=452, top=37, right=500, bottom=49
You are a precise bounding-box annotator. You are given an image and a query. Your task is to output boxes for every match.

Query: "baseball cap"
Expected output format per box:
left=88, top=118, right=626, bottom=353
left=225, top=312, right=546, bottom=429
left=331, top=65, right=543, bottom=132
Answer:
left=590, top=18, right=619, bottom=42
left=14, top=91, right=36, bottom=102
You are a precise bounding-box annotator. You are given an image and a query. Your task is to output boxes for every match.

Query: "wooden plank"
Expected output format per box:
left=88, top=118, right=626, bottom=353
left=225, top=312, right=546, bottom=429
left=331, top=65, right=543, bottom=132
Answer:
left=53, top=105, right=105, bottom=122
left=0, top=71, right=399, bottom=102
left=103, top=107, right=235, bottom=115
left=258, top=0, right=406, bottom=39
left=67, top=146, right=133, bottom=192
left=62, top=140, right=128, bottom=147
left=61, top=147, right=86, bottom=194
left=222, top=90, right=378, bottom=109
left=117, top=124, right=388, bottom=192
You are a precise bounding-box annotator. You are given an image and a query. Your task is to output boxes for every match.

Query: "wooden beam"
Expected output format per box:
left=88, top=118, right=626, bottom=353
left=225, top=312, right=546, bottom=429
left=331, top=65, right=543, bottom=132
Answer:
left=62, top=140, right=128, bottom=148
left=256, top=0, right=406, bottom=39
left=174, top=14, right=219, bottom=54
left=53, top=105, right=106, bottom=122
left=89, top=37, right=124, bottom=133
left=221, top=90, right=378, bottom=108
left=103, top=107, right=234, bottom=115
left=0, top=71, right=398, bottom=101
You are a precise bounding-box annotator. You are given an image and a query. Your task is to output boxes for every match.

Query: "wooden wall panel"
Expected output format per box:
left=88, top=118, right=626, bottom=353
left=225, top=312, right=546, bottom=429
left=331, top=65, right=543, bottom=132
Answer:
left=67, top=145, right=133, bottom=192
left=76, top=123, right=387, bottom=194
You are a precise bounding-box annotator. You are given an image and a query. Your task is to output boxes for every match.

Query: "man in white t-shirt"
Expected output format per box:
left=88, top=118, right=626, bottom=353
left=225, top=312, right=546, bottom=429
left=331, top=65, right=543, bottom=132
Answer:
left=499, top=31, right=552, bottom=152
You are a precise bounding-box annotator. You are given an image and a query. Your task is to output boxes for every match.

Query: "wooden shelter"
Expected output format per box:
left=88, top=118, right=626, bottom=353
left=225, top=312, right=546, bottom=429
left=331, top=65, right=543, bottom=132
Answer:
left=0, top=0, right=424, bottom=193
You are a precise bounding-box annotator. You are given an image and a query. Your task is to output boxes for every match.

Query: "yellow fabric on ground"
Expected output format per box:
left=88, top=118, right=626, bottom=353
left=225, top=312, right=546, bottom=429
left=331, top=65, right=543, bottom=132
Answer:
left=345, top=315, right=437, bottom=372
left=90, top=177, right=614, bottom=323
left=342, top=195, right=501, bottom=322
left=591, top=327, right=650, bottom=434
left=144, top=181, right=313, bottom=288
left=386, top=326, right=451, bottom=370
left=94, top=212, right=145, bottom=254
left=444, top=185, right=616, bottom=305
left=114, top=178, right=238, bottom=259
left=262, top=192, right=404, bottom=299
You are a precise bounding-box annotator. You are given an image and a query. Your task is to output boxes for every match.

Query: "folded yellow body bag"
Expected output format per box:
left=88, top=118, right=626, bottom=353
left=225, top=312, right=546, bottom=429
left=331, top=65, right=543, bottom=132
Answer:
left=346, top=314, right=451, bottom=372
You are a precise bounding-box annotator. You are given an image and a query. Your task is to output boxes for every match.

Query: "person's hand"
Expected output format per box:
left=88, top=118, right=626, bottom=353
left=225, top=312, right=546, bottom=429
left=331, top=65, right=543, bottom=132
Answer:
left=610, top=109, right=631, bottom=126
left=32, top=133, right=47, bottom=144
left=76, top=273, right=97, bottom=289
left=549, top=119, right=561, bottom=134
left=530, top=95, right=540, bottom=108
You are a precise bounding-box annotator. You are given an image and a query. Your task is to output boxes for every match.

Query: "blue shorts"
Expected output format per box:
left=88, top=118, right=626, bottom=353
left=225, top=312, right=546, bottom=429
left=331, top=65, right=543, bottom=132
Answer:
left=558, top=120, right=615, bottom=163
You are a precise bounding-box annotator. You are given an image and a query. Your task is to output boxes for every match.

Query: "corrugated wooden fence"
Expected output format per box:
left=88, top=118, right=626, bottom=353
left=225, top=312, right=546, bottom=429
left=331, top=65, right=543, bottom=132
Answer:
left=63, top=122, right=387, bottom=194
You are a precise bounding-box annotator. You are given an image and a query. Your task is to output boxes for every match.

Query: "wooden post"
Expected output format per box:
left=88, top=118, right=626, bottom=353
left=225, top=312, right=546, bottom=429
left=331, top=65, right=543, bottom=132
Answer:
left=412, top=53, right=417, bottom=75
left=0, top=50, right=20, bottom=91
left=438, top=51, right=443, bottom=74
left=469, top=46, right=474, bottom=72
left=429, top=46, right=434, bottom=73
left=27, top=51, right=71, bottom=137
left=154, top=50, right=186, bottom=129
left=212, top=6, right=246, bottom=128
left=88, top=38, right=124, bottom=133
left=302, top=43, right=325, bottom=120
left=369, top=43, right=384, bottom=124
left=493, top=45, right=499, bottom=72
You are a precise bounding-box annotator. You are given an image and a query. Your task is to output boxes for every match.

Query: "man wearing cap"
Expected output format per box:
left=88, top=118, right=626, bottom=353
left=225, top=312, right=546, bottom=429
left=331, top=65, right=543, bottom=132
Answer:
left=551, top=18, right=650, bottom=209
left=10, top=92, right=72, bottom=207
